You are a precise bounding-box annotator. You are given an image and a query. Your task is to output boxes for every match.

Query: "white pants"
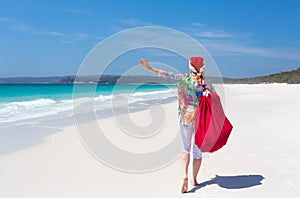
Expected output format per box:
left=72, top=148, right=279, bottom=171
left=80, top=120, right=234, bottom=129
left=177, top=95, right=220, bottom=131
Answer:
left=180, top=124, right=202, bottom=159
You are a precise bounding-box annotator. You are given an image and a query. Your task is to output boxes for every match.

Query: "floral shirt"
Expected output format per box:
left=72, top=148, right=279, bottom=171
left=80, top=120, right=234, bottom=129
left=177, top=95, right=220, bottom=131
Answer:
left=158, top=70, right=210, bottom=127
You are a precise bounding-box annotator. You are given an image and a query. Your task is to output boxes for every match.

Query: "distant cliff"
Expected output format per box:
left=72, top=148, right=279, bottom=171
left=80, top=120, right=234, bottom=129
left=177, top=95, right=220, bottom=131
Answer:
left=73, top=75, right=171, bottom=84
left=0, top=76, right=71, bottom=83
left=223, top=68, right=300, bottom=84
left=1, top=68, right=299, bottom=84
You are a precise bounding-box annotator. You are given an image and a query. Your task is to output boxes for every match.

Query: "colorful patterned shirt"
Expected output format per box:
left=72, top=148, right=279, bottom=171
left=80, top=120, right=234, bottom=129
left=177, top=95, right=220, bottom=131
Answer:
left=158, top=70, right=209, bottom=127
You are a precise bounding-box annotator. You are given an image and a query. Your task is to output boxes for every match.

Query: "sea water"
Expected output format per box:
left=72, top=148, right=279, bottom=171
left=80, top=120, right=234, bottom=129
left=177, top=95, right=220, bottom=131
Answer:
left=0, top=84, right=177, bottom=126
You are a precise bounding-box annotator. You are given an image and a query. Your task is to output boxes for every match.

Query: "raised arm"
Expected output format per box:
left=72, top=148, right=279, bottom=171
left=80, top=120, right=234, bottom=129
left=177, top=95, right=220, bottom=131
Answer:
left=139, top=59, right=160, bottom=75
left=139, top=58, right=184, bottom=84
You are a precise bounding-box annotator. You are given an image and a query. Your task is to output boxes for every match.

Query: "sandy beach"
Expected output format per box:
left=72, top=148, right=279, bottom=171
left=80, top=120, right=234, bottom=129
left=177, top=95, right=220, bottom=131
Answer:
left=0, top=84, right=300, bottom=197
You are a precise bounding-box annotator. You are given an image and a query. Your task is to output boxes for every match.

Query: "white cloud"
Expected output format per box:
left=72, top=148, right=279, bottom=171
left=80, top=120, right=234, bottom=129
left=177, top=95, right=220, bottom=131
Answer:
left=195, top=31, right=233, bottom=38
left=65, top=9, right=83, bottom=14
left=179, top=23, right=300, bottom=61
left=63, top=8, right=91, bottom=14
left=9, top=23, right=30, bottom=32
left=94, top=26, right=212, bottom=59
left=117, top=18, right=155, bottom=27
left=180, top=23, right=233, bottom=39
left=0, top=17, right=14, bottom=22
left=110, top=18, right=158, bottom=32
left=73, top=33, right=88, bottom=40
left=205, top=42, right=300, bottom=60
left=245, top=32, right=254, bottom=37
left=60, top=40, right=73, bottom=44
left=108, top=18, right=171, bottom=43
left=0, top=17, right=30, bottom=32
left=0, top=16, right=93, bottom=44
left=44, top=31, right=90, bottom=44
left=191, top=22, right=205, bottom=27
left=44, top=31, right=67, bottom=37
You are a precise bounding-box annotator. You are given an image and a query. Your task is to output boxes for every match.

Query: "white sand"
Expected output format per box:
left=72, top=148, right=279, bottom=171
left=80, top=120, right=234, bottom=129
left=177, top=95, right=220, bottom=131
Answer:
left=0, top=84, right=300, bottom=197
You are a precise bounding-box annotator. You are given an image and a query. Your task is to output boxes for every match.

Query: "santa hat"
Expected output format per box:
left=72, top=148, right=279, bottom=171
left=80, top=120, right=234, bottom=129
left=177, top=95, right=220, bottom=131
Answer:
left=189, top=57, right=205, bottom=75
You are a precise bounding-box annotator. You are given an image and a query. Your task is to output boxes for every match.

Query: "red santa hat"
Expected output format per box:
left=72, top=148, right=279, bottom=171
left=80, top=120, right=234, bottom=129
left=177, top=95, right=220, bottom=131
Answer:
left=189, top=57, right=205, bottom=75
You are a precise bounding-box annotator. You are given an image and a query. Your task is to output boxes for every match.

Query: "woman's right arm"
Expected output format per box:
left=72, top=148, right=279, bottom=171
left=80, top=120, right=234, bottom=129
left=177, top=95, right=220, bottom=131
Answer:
left=139, top=59, right=160, bottom=75
left=139, top=58, right=183, bottom=83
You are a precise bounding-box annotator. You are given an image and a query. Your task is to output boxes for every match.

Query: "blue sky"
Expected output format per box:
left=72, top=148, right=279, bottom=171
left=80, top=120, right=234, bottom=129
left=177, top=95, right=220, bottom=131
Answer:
left=0, top=0, right=299, bottom=78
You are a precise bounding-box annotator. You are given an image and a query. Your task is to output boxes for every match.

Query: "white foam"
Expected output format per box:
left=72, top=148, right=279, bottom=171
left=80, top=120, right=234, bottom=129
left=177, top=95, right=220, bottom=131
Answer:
left=129, top=89, right=177, bottom=103
left=95, top=94, right=114, bottom=102
left=8, top=98, right=56, bottom=107
left=0, top=89, right=178, bottom=124
left=0, top=98, right=72, bottom=124
left=131, top=89, right=176, bottom=97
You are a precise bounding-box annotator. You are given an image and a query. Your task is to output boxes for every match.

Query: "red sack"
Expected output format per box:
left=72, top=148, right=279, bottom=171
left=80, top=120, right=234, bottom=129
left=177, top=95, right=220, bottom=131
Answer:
left=195, top=91, right=233, bottom=152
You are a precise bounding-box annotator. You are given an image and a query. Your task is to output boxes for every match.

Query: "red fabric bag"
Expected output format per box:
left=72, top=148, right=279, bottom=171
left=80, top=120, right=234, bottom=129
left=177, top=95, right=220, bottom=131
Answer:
left=194, top=91, right=233, bottom=152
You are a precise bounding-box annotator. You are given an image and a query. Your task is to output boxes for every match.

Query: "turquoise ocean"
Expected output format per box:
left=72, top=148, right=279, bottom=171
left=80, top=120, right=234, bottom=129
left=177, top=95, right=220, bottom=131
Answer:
left=0, top=84, right=177, bottom=126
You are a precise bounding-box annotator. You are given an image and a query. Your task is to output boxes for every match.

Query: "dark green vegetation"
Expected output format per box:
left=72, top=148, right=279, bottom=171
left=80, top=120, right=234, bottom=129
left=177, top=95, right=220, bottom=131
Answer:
left=223, top=68, right=300, bottom=84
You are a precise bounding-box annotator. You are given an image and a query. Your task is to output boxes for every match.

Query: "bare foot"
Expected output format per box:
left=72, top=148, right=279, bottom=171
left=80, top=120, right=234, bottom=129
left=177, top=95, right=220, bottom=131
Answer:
left=181, top=178, right=188, bottom=193
left=190, top=178, right=199, bottom=186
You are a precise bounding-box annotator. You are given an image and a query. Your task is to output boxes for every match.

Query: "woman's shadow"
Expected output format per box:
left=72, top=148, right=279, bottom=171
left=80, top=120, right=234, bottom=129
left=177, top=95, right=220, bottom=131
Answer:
left=188, top=174, right=265, bottom=193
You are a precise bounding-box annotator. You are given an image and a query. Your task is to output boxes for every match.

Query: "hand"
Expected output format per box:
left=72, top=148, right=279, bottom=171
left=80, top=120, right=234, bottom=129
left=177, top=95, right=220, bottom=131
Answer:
left=139, top=58, right=150, bottom=69
left=139, top=58, right=160, bottom=75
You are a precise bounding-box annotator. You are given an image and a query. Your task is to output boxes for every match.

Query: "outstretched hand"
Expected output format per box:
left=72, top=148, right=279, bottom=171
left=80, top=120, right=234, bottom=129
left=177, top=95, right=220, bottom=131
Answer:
left=139, top=58, right=150, bottom=69
left=138, top=58, right=160, bottom=75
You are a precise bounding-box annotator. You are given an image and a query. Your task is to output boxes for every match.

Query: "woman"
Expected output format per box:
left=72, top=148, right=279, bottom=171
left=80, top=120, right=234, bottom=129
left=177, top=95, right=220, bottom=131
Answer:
left=139, top=57, right=208, bottom=193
